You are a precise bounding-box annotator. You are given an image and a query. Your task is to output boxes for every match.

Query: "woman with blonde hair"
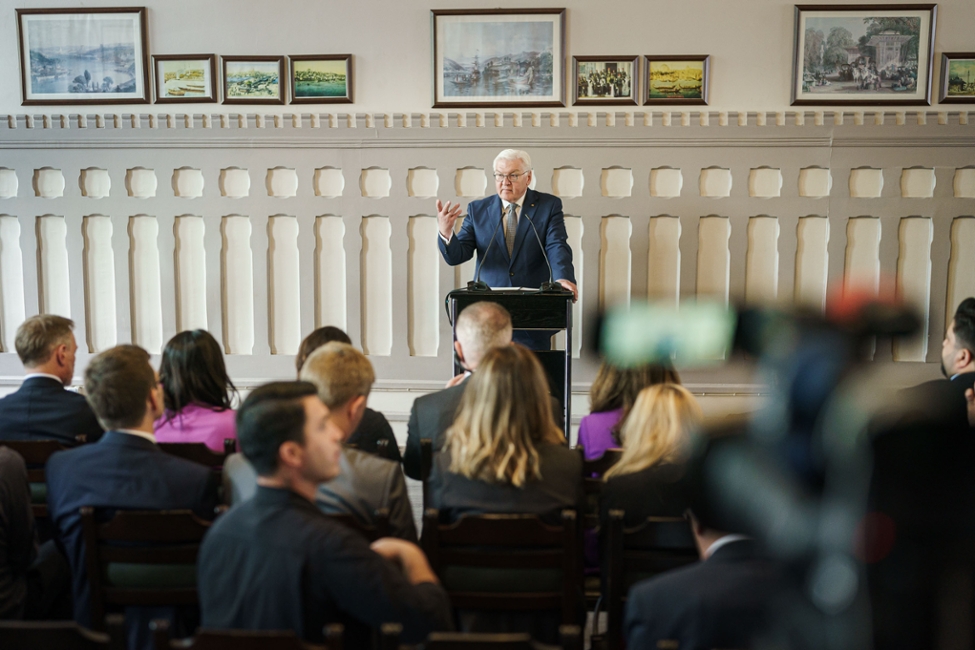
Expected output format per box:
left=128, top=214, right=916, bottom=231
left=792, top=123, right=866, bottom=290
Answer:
left=578, top=361, right=680, bottom=461
left=428, top=343, right=582, bottom=524
left=600, top=383, right=703, bottom=526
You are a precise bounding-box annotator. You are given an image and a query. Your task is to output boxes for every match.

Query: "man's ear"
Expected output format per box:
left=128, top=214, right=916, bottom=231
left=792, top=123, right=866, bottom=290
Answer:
left=454, top=340, right=466, bottom=367
left=348, top=394, right=367, bottom=419
left=54, top=344, right=69, bottom=367
left=960, top=347, right=973, bottom=369
left=278, top=440, right=304, bottom=470
left=147, top=383, right=164, bottom=419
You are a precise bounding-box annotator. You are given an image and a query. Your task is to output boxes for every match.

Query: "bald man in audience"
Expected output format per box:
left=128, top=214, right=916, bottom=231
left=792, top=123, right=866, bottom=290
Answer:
left=199, top=382, right=451, bottom=646
left=0, top=315, right=102, bottom=444
left=403, top=301, right=513, bottom=479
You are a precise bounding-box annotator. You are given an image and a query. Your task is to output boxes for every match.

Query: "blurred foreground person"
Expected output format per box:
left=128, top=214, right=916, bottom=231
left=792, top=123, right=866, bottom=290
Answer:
left=199, top=382, right=451, bottom=646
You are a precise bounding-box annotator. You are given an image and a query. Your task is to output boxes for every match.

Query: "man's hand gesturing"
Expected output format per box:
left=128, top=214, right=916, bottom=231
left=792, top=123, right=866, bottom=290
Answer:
left=436, top=200, right=463, bottom=240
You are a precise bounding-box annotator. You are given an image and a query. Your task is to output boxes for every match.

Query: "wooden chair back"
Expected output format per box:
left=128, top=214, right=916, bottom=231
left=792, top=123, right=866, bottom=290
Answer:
left=158, top=439, right=236, bottom=468
left=604, top=511, right=698, bottom=650
left=421, top=509, right=582, bottom=626
left=0, top=614, right=125, bottom=650
left=0, top=439, right=73, bottom=518
left=420, top=438, right=433, bottom=511
left=81, top=508, right=211, bottom=631
left=150, top=619, right=330, bottom=650
left=575, top=447, right=622, bottom=529
left=324, top=507, right=391, bottom=542
left=417, top=625, right=581, bottom=649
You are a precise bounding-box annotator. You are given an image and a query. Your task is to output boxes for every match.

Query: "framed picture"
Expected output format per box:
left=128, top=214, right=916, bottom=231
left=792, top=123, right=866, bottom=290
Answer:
left=432, top=8, right=565, bottom=108
left=572, top=56, right=638, bottom=106
left=644, top=55, right=710, bottom=105
left=222, top=56, right=285, bottom=105
left=791, top=4, right=937, bottom=106
left=16, top=7, right=150, bottom=106
left=289, top=55, right=353, bottom=104
left=939, top=53, right=975, bottom=104
left=153, top=54, right=217, bottom=103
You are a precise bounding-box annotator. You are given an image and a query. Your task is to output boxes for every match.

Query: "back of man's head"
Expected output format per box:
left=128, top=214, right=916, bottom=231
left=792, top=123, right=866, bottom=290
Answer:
left=294, top=326, right=353, bottom=375
left=455, top=301, right=513, bottom=370
left=15, top=314, right=74, bottom=368
left=236, top=381, right=319, bottom=476
left=84, top=345, right=155, bottom=431
left=954, top=298, right=975, bottom=352
left=299, top=342, right=374, bottom=409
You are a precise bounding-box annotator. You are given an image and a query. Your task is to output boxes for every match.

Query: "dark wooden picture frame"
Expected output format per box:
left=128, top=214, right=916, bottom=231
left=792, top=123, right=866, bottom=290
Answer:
left=939, top=52, right=975, bottom=104
left=17, top=7, right=150, bottom=106
left=791, top=4, right=937, bottom=106
left=289, top=55, right=353, bottom=104
left=572, top=56, right=638, bottom=106
left=153, top=54, right=217, bottom=103
left=221, top=56, right=285, bottom=105
left=431, top=8, right=566, bottom=109
left=643, top=55, right=710, bottom=105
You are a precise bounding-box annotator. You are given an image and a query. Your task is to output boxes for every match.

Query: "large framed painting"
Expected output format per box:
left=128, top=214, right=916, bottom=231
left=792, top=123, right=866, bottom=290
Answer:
left=289, top=55, right=353, bottom=104
left=939, top=53, right=975, bottom=104
left=573, top=56, right=638, bottom=106
left=791, top=4, right=937, bottom=106
left=644, top=55, right=709, bottom=105
left=17, top=7, right=150, bottom=106
left=432, top=8, right=565, bottom=108
left=153, top=54, right=217, bottom=103
left=222, top=56, right=285, bottom=105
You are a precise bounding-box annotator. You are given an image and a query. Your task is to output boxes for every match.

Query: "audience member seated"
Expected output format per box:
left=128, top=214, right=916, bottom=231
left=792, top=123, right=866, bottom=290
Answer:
left=0, top=446, right=71, bottom=620
left=198, top=382, right=451, bottom=647
left=600, top=384, right=703, bottom=527
left=0, top=315, right=102, bottom=444
left=296, top=326, right=400, bottom=462
left=405, top=301, right=513, bottom=479
left=154, top=330, right=238, bottom=452
left=624, top=506, right=781, bottom=650
left=577, top=360, right=679, bottom=462
left=45, top=345, right=220, bottom=650
left=428, top=344, right=582, bottom=525
left=226, top=343, right=417, bottom=542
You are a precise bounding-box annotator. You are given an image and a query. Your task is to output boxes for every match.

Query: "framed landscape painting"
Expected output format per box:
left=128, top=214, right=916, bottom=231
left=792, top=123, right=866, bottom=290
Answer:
left=939, top=53, right=975, bottom=104
left=222, top=56, right=285, bottom=105
left=153, top=54, right=217, bottom=103
left=791, top=4, right=937, bottom=106
left=289, top=55, right=353, bottom=104
left=573, top=56, right=638, bottom=106
left=432, top=8, right=565, bottom=108
left=644, top=55, right=709, bottom=105
left=17, top=7, right=150, bottom=105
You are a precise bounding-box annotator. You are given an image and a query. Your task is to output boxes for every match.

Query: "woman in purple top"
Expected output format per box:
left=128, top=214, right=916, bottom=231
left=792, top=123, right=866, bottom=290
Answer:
left=577, top=360, right=680, bottom=462
left=155, top=330, right=238, bottom=452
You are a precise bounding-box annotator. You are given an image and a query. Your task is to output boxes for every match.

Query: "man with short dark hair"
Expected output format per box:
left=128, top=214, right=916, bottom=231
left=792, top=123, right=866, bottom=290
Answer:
left=0, top=315, right=102, bottom=443
left=199, top=382, right=451, bottom=646
left=403, top=301, right=513, bottom=479
left=45, top=345, right=219, bottom=649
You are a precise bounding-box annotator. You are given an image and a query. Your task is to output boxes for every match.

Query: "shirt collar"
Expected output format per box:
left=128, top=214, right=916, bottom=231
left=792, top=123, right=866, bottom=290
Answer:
left=115, top=428, right=157, bottom=444
left=23, top=372, right=65, bottom=384
left=705, top=534, right=750, bottom=559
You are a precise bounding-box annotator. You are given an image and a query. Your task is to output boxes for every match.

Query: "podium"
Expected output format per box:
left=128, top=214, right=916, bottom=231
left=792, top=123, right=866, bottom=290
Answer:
left=447, top=288, right=573, bottom=438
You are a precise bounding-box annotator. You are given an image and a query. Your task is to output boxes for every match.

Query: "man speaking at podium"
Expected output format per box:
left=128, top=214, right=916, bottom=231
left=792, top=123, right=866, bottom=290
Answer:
left=436, top=149, right=577, bottom=350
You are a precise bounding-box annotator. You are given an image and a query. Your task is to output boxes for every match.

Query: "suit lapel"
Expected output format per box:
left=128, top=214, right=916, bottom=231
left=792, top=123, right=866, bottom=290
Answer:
left=509, top=189, right=538, bottom=265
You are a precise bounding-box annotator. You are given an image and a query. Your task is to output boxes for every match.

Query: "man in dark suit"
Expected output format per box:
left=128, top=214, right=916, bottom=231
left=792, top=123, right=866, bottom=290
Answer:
left=0, top=315, right=102, bottom=444
left=199, top=382, right=451, bottom=646
left=403, top=301, right=512, bottom=479
left=437, top=149, right=576, bottom=349
left=624, top=509, right=781, bottom=650
left=45, top=345, right=218, bottom=649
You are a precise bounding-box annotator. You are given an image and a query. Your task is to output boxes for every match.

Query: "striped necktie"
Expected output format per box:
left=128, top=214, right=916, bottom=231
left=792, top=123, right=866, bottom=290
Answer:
left=505, top=203, right=517, bottom=256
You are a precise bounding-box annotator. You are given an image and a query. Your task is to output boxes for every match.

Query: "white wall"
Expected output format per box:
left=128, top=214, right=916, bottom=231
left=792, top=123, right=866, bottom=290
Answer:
left=2, top=0, right=974, bottom=116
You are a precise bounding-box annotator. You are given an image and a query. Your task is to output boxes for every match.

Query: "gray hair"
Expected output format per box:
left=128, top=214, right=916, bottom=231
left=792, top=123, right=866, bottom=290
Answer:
left=493, top=149, right=532, bottom=172
left=456, top=301, right=513, bottom=369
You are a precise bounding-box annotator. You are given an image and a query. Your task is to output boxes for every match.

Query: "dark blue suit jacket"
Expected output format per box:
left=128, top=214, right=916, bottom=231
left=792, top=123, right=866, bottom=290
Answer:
left=438, top=189, right=575, bottom=288
left=624, top=539, right=781, bottom=650
left=46, top=431, right=218, bottom=648
left=0, top=376, right=103, bottom=444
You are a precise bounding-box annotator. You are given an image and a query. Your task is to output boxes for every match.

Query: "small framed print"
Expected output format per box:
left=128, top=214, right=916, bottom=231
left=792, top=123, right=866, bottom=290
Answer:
left=222, top=56, right=285, bottom=105
left=644, top=55, right=709, bottom=105
left=939, top=53, right=975, bottom=104
left=289, top=55, right=353, bottom=104
left=153, top=54, right=217, bottom=103
left=572, top=56, right=638, bottom=106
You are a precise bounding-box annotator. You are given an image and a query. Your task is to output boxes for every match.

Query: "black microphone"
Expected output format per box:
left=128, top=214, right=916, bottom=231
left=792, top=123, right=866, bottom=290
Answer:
left=467, top=208, right=505, bottom=291
left=522, top=211, right=565, bottom=293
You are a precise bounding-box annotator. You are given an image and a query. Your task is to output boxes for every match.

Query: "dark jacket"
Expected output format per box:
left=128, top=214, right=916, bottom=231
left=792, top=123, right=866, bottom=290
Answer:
left=0, top=376, right=103, bottom=444
left=348, top=407, right=401, bottom=462
left=404, top=379, right=467, bottom=480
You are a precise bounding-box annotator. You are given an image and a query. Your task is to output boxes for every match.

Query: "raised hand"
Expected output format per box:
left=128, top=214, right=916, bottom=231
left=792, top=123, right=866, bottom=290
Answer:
left=436, top=199, right=463, bottom=240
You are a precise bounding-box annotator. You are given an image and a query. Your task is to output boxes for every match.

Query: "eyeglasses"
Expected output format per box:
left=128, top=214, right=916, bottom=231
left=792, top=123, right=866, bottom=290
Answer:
left=493, top=171, right=530, bottom=182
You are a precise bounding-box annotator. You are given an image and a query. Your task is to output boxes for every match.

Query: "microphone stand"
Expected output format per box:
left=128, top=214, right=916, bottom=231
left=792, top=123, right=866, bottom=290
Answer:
left=523, top=212, right=568, bottom=293
left=466, top=209, right=505, bottom=292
